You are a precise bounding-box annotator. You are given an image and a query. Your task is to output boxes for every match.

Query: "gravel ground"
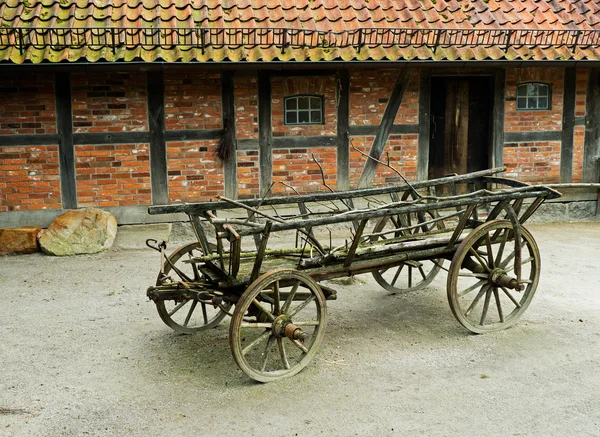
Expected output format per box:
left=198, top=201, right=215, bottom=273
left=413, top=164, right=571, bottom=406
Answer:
left=1, top=222, right=599, bottom=437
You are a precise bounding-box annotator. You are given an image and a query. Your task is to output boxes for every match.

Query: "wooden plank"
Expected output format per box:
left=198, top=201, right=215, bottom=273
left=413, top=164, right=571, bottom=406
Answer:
left=147, top=70, right=168, bottom=205
left=273, top=136, right=338, bottom=149
left=337, top=69, right=350, bottom=191
left=504, top=131, right=561, bottom=143
left=164, top=129, right=223, bottom=141
left=349, top=124, right=420, bottom=136
left=357, top=68, right=414, bottom=188
left=258, top=71, right=272, bottom=197
left=560, top=67, right=576, bottom=183
left=55, top=72, right=77, bottom=209
left=0, top=134, right=59, bottom=147
left=417, top=68, right=431, bottom=181
left=492, top=69, right=505, bottom=168
left=584, top=68, right=600, bottom=183
left=73, top=132, right=149, bottom=145
left=222, top=71, right=238, bottom=199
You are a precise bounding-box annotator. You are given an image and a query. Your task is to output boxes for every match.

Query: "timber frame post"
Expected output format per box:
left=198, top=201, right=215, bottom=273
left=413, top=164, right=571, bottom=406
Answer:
left=336, top=69, right=350, bottom=191
left=560, top=67, right=576, bottom=183
left=258, top=71, right=273, bottom=197
left=584, top=68, right=600, bottom=184
left=357, top=68, right=413, bottom=188
left=147, top=69, right=168, bottom=205
left=222, top=71, right=238, bottom=199
left=492, top=69, right=506, bottom=169
left=417, top=68, right=431, bottom=181
left=55, top=72, right=77, bottom=209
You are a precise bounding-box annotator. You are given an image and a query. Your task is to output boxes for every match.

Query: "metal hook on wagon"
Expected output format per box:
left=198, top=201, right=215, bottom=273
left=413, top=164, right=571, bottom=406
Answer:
left=146, top=239, right=167, bottom=252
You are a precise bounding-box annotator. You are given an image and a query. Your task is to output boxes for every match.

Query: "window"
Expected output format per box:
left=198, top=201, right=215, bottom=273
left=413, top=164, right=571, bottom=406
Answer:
left=516, top=83, right=550, bottom=110
left=284, top=95, right=324, bottom=125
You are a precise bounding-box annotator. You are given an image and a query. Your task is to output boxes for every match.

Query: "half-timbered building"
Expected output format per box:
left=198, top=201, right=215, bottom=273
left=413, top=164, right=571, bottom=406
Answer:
left=1, top=0, right=600, bottom=226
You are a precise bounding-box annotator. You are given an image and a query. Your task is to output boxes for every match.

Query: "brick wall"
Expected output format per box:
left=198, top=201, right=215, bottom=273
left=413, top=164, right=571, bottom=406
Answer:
left=271, top=76, right=337, bottom=137
left=165, top=72, right=222, bottom=131
left=237, top=150, right=260, bottom=199
left=0, top=74, right=56, bottom=135
left=235, top=75, right=258, bottom=139
left=75, top=144, right=151, bottom=207
left=167, top=140, right=223, bottom=203
left=503, top=67, right=565, bottom=183
left=271, top=148, right=337, bottom=196
left=349, top=69, right=419, bottom=126
left=0, top=146, right=61, bottom=212
left=71, top=72, right=148, bottom=133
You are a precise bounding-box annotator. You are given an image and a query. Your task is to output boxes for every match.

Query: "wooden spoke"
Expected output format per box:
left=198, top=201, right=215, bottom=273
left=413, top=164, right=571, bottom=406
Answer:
left=495, top=228, right=509, bottom=265
left=278, top=337, right=290, bottom=370
left=469, top=246, right=491, bottom=272
left=201, top=303, right=208, bottom=325
left=391, top=264, right=404, bottom=286
left=465, top=285, right=488, bottom=317
left=501, top=286, right=522, bottom=308
left=252, top=299, right=275, bottom=322
left=289, top=295, right=315, bottom=318
left=241, top=322, right=273, bottom=329
left=485, top=233, right=494, bottom=269
left=294, top=321, right=320, bottom=326
left=479, top=286, right=493, bottom=326
left=281, top=281, right=299, bottom=314
left=493, top=287, right=504, bottom=323
left=168, top=300, right=188, bottom=317
left=242, top=330, right=271, bottom=357
left=260, top=335, right=276, bottom=372
left=183, top=300, right=198, bottom=327
left=273, top=280, right=281, bottom=315
left=291, top=339, right=309, bottom=354
left=458, top=279, right=487, bottom=298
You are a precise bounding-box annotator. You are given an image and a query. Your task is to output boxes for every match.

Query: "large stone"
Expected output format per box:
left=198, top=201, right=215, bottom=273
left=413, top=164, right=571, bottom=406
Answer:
left=39, top=207, right=117, bottom=256
left=0, top=227, right=41, bottom=255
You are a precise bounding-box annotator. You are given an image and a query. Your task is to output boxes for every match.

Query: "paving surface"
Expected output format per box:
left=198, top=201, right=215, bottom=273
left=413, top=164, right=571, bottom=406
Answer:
left=1, top=222, right=599, bottom=437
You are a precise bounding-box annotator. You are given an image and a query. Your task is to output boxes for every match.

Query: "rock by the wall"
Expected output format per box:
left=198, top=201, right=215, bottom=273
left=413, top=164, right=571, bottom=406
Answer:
left=39, top=208, right=117, bottom=256
left=0, top=227, right=41, bottom=255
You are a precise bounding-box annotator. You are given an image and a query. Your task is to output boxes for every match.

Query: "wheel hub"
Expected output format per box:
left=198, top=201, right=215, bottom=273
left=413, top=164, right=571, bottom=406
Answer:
left=489, top=268, right=522, bottom=291
left=272, top=315, right=308, bottom=341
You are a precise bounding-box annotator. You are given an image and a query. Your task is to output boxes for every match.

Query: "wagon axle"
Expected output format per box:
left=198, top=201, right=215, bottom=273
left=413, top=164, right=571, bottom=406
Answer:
left=490, top=268, right=523, bottom=291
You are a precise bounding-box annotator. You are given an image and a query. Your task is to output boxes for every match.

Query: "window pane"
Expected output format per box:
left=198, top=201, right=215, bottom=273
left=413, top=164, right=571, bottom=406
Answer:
left=298, top=97, right=309, bottom=110
left=517, top=85, right=527, bottom=98
left=287, top=112, right=297, bottom=124
left=310, top=97, right=322, bottom=110
left=537, top=85, right=549, bottom=97
left=538, top=97, right=548, bottom=109
left=517, top=97, right=528, bottom=110
left=286, top=98, right=297, bottom=110
left=528, top=98, right=538, bottom=109
left=310, top=110, right=322, bottom=123
left=298, top=111, right=310, bottom=123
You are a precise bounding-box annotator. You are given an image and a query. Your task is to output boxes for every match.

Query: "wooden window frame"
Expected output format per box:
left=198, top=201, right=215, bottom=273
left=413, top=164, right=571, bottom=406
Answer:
left=284, top=95, right=325, bottom=126
left=516, top=82, right=551, bottom=111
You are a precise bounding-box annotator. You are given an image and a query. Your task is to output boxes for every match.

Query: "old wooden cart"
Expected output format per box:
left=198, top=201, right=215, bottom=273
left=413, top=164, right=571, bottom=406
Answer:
left=146, top=168, right=560, bottom=382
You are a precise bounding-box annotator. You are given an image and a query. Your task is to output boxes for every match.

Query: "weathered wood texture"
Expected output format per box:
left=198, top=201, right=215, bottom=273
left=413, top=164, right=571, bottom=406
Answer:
left=147, top=70, right=168, bottom=205
left=258, top=71, right=272, bottom=197
left=492, top=69, right=506, bottom=168
left=560, top=67, right=576, bottom=183
left=336, top=69, right=350, bottom=191
left=417, top=68, right=431, bottom=181
left=584, top=68, right=600, bottom=183
left=357, top=68, right=414, bottom=188
left=55, top=72, right=77, bottom=209
left=222, top=71, right=238, bottom=199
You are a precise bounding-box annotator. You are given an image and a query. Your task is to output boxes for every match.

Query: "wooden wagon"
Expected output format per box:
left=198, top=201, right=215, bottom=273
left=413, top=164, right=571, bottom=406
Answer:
left=145, top=168, right=560, bottom=382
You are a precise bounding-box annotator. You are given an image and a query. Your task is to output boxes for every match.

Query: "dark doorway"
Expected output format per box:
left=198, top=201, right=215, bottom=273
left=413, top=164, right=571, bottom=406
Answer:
left=428, top=76, right=493, bottom=181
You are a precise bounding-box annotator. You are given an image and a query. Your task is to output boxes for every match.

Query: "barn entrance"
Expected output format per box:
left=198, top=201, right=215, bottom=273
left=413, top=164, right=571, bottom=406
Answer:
left=428, top=76, right=493, bottom=182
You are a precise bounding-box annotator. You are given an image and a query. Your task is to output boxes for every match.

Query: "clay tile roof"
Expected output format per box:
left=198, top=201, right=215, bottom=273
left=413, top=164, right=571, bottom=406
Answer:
left=1, top=0, right=600, bottom=64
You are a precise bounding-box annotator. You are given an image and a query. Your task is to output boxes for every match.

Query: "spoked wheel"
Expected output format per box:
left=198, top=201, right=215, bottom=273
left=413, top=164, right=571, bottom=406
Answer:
left=370, top=192, right=444, bottom=292
left=229, top=269, right=327, bottom=382
left=447, top=220, right=541, bottom=334
left=155, top=242, right=230, bottom=334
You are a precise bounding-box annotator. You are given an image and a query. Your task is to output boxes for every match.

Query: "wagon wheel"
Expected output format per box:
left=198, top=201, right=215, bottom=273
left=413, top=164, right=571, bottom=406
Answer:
left=229, top=269, right=327, bottom=382
left=370, top=192, right=444, bottom=293
left=447, top=220, right=540, bottom=334
left=155, top=242, right=230, bottom=334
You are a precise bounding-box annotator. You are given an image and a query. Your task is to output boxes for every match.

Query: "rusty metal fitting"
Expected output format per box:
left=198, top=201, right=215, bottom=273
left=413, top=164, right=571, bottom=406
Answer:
left=284, top=323, right=308, bottom=341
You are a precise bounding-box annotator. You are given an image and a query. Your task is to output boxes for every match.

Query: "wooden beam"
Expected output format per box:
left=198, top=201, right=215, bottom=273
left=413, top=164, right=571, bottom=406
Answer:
left=55, top=72, right=77, bottom=209
left=336, top=69, right=350, bottom=190
left=258, top=71, right=272, bottom=196
left=73, top=132, right=150, bottom=145
left=584, top=68, right=600, bottom=183
left=147, top=70, right=168, bottom=205
left=560, top=67, right=576, bottom=183
left=357, top=68, right=414, bottom=188
left=349, top=124, right=419, bottom=136
left=492, top=69, right=505, bottom=169
left=417, top=68, right=431, bottom=181
left=0, top=134, right=59, bottom=147
left=504, top=131, right=561, bottom=143
left=222, top=71, right=238, bottom=199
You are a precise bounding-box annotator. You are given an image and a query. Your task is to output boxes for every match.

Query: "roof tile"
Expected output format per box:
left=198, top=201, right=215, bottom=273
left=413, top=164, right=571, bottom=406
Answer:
left=1, top=0, right=600, bottom=63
